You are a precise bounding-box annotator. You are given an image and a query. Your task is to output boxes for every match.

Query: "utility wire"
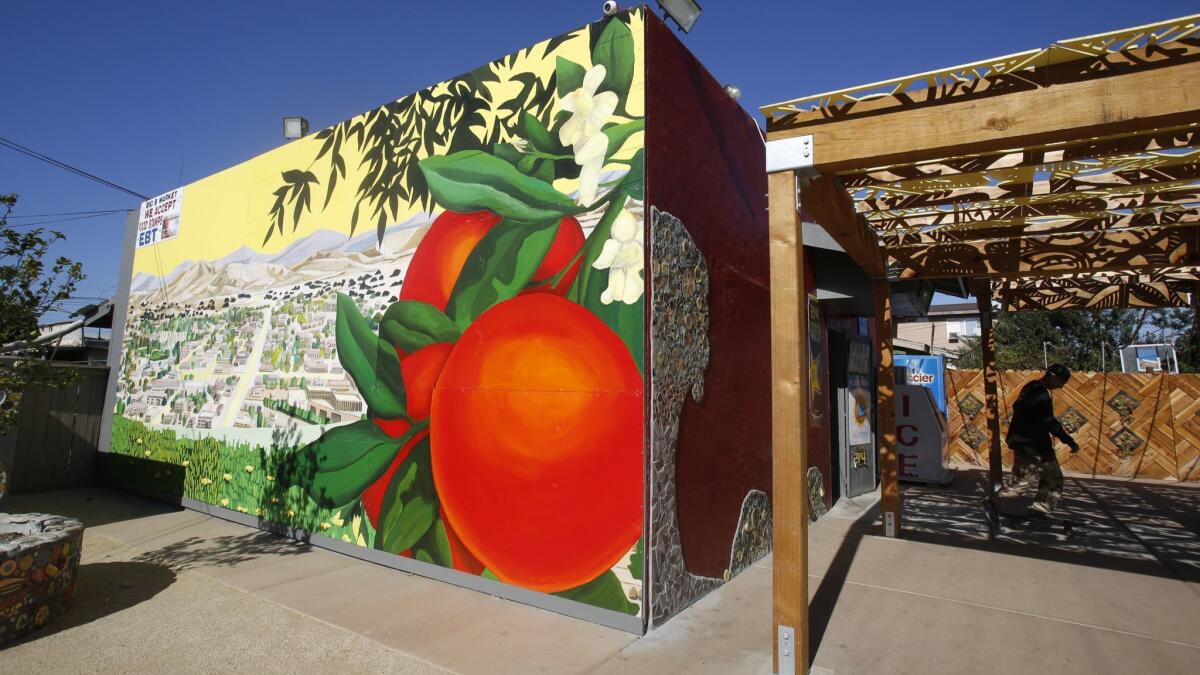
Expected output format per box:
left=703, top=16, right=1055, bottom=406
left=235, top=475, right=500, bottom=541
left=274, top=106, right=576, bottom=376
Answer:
left=5, top=208, right=128, bottom=219
left=4, top=211, right=126, bottom=230
left=0, top=137, right=149, bottom=201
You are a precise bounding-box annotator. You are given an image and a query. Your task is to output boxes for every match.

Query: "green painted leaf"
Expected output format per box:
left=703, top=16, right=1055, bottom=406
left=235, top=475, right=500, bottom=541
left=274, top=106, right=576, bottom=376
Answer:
left=379, top=300, right=460, bottom=353
left=585, top=286, right=644, bottom=375
left=602, top=120, right=644, bottom=157
left=336, top=293, right=408, bottom=419
left=554, top=570, right=638, bottom=615
left=286, top=420, right=415, bottom=509
left=516, top=154, right=540, bottom=174
left=481, top=569, right=500, bottom=581
left=492, top=142, right=524, bottom=166
left=629, top=538, right=643, bottom=581
left=523, top=113, right=565, bottom=155
left=567, top=182, right=645, bottom=373
left=591, top=19, right=635, bottom=112
left=618, top=148, right=644, bottom=200
left=411, top=516, right=453, bottom=567
left=567, top=191, right=627, bottom=304
left=376, top=436, right=438, bottom=555
left=419, top=151, right=583, bottom=222
left=445, top=219, right=560, bottom=330
left=555, top=57, right=586, bottom=97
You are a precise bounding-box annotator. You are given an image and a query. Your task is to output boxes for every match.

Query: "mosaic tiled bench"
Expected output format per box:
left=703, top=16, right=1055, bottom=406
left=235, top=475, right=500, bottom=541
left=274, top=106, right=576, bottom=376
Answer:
left=0, top=513, right=84, bottom=644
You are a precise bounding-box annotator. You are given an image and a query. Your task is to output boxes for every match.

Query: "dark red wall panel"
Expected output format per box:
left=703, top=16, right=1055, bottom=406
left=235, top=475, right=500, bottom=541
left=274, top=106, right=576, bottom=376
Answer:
left=804, top=254, right=833, bottom=508
left=645, top=14, right=771, bottom=578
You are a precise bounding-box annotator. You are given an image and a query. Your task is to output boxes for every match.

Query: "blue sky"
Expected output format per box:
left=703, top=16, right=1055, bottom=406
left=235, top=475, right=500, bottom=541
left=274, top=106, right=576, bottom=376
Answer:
left=2, top=0, right=1195, bottom=319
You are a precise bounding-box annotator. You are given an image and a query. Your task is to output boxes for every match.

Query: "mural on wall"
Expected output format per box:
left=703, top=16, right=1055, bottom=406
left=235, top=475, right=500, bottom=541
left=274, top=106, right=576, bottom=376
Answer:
left=808, top=294, right=825, bottom=424
left=109, top=10, right=647, bottom=616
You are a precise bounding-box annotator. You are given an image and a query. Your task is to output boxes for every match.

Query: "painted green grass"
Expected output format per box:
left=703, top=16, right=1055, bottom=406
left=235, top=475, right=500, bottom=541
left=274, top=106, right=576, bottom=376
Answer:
left=107, top=416, right=373, bottom=547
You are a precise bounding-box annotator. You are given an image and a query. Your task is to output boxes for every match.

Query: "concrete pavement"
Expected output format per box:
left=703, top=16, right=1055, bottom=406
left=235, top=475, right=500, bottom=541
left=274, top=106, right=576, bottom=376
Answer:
left=2, top=471, right=1198, bottom=673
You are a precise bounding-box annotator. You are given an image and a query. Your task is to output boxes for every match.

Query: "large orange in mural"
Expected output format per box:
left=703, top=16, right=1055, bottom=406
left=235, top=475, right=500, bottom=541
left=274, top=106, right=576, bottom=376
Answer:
left=431, top=293, right=643, bottom=592
left=402, top=210, right=585, bottom=311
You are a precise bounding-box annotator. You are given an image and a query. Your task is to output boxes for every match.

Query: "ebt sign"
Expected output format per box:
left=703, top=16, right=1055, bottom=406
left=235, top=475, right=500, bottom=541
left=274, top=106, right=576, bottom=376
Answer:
left=137, top=188, right=183, bottom=248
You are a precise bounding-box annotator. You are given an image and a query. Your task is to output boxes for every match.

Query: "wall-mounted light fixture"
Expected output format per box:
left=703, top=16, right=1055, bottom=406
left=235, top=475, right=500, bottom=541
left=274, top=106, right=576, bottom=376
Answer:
left=656, top=0, right=702, bottom=33
left=283, top=116, right=309, bottom=141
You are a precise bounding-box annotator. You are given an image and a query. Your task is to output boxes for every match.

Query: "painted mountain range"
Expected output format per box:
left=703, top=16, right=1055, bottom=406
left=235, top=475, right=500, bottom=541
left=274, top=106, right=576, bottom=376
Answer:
left=129, top=214, right=435, bottom=296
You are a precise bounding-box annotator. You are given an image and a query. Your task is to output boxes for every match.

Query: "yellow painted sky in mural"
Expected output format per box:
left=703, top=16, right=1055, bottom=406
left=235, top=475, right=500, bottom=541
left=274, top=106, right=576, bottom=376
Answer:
left=134, top=12, right=645, bottom=278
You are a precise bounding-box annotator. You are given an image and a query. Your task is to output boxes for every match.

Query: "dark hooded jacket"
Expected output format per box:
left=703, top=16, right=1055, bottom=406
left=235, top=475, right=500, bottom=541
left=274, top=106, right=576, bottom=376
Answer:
left=1005, top=379, right=1065, bottom=456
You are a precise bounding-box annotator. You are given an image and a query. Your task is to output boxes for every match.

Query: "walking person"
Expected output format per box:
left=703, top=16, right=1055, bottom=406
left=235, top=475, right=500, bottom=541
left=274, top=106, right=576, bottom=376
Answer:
left=1000, top=363, right=1079, bottom=514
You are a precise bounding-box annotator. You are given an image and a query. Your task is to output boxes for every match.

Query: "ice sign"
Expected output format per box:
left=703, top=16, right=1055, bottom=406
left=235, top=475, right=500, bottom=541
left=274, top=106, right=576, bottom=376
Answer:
left=893, top=354, right=946, bottom=414
left=137, top=188, right=183, bottom=248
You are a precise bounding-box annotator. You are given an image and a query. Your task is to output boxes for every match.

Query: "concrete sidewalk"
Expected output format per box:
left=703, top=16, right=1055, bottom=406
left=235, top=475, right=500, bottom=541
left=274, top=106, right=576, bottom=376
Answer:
left=3, top=472, right=1199, bottom=673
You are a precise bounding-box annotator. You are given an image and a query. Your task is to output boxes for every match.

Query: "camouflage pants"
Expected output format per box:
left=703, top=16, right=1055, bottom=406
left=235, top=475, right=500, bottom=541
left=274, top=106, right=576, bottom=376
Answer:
left=1006, top=451, right=1063, bottom=513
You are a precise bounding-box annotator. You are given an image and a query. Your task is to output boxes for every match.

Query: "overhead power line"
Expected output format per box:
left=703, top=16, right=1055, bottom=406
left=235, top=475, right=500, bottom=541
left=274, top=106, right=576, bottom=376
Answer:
left=0, top=137, right=149, bottom=201
left=4, top=211, right=127, bottom=230
left=5, top=208, right=128, bottom=219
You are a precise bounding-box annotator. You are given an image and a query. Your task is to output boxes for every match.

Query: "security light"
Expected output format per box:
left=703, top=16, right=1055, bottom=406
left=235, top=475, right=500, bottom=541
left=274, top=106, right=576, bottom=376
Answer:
left=283, top=116, right=309, bottom=141
left=657, top=0, right=701, bottom=33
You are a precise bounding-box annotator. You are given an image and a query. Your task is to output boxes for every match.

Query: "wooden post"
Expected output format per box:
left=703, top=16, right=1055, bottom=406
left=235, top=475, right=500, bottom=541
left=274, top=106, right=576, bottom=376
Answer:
left=973, top=280, right=1003, bottom=494
left=768, top=170, right=808, bottom=675
left=873, top=279, right=900, bottom=537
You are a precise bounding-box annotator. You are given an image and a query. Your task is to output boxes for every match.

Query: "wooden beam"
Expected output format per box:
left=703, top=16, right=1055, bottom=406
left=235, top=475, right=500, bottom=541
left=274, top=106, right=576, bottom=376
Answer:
left=768, top=170, right=809, bottom=675
left=973, top=280, right=1004, bottom=496
left=879, top=210, right=1200, bottom=248
left=854, top=159, right=1200, bottom=212
left=767, top=59, right=1200, bottom=173
left=1001, top=281, right=1190, bottom=311
left=888, top=224, right=1196, bottom=280
left=867, top=186, right=1200, bottom=229
left=873, top=279, right=900, bottom=537
left=799, top=172, right=886, bottom=278
left=1001, top=266, right=1200, bottom=289
left=840, top=126, right=1200, bottom=190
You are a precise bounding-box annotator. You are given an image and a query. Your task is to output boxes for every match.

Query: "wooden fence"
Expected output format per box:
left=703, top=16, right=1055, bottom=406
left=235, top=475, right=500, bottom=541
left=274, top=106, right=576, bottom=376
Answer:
left=0, top=365, right=110, bottom=494
left=947, top=369, right=1200, bottom=482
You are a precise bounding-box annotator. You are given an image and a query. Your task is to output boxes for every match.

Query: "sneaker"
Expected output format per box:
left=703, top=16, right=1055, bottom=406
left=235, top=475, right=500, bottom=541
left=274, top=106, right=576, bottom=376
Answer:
left=1029, top=501, right=1052, bottom=515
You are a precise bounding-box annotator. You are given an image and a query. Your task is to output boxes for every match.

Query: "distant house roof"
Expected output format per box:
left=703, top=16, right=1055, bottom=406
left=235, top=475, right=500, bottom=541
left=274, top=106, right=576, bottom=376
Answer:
left=925, top=303, right=979, bottom=318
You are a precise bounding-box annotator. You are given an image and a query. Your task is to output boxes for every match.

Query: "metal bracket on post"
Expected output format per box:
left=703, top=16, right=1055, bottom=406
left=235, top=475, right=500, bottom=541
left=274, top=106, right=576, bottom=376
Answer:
left=767, top=134, right=815, bottom=178
left=777, top=624, right=797, bottom=674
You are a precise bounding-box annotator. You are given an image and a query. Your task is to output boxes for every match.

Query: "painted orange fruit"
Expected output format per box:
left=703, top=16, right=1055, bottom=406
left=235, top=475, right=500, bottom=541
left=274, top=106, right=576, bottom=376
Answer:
left=401, top=211, right=501, bottom=311
left=430, top=293, right=643, bottom=592
left=440, top=505, right=485, bottom=575
left=401, top=210, right=584, bottom=310
left=528, top=216, right=585, bottom=295
left=362, top=342, right=454, bottom=527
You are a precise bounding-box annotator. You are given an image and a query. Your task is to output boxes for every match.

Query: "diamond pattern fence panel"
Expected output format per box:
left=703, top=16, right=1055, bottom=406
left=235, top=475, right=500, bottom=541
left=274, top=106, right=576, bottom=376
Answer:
left=947, top=369, right=1200, bottom=482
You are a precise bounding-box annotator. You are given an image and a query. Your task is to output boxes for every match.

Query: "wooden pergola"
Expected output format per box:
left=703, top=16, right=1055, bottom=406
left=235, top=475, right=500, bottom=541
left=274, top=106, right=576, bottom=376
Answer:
left=761, top=14, right=1200, bottom=674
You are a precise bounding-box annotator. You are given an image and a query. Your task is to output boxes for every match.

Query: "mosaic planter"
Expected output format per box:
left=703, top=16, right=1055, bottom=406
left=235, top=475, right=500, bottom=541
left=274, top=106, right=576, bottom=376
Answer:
left=0, top=513, right=84, bottom=644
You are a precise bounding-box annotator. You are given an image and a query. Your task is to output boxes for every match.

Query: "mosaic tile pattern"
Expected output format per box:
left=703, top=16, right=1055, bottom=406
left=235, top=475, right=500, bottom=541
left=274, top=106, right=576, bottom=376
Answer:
left=1107, top=390, right=1141, bottom=419
left=728, top=490, right=771, bottom=577
left=960, top=424, right=988, bottom=450
left=958, top=394, right=984, bottom=420
left=1058, top=408, right=1087, bottom=434
left=0, top=514, right=83, bottom=645
left=807, top=466, right=828, bottom=522
left=1111, top=427, right=1144, bottom=458
left=647, top=208, right=721, bottom=627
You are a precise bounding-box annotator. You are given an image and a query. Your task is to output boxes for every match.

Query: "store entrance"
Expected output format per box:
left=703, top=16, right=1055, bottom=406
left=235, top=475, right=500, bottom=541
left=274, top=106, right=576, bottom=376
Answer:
left=828, top=329, right=876, bottom=500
